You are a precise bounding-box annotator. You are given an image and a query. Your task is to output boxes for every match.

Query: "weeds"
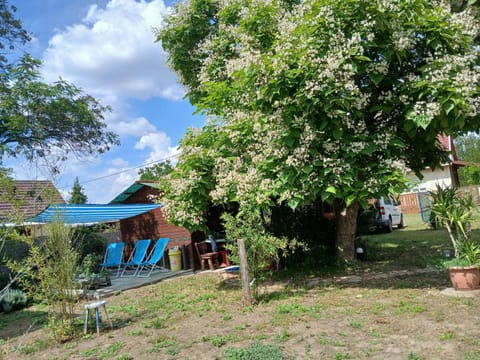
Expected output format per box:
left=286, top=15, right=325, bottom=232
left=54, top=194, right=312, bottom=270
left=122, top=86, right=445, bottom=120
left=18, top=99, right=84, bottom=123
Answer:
left=439, top=331, right=455, bottom=341
left=348, top=318, right=362, bottom=329
left=274, top=328, right=290, bottom=342
left=224, top=341, right=285, bottom=360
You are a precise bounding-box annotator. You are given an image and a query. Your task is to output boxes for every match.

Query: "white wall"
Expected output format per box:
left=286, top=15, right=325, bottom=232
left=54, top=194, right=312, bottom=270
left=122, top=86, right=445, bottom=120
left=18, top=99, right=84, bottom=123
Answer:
left=406, top=165, right=452, bottom=192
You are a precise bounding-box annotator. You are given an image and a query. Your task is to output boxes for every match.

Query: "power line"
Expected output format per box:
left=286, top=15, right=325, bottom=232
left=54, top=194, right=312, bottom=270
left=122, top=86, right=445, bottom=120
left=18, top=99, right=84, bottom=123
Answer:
left=79, top=153, right=179, bottom=185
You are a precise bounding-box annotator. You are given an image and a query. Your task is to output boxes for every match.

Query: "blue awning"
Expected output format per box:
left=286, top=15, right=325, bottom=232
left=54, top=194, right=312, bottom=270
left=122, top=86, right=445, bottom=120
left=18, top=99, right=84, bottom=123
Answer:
left=29, top=203, right=161, bottom=225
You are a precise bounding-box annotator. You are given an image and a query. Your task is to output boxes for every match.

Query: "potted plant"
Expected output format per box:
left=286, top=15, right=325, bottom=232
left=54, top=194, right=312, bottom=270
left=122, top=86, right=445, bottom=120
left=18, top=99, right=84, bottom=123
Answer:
left=429, top=185, right=480, bottom=290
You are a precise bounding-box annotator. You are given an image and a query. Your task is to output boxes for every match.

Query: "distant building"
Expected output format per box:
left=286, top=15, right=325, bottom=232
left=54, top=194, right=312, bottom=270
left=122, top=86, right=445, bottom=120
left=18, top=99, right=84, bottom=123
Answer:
left=0, top=180, right=65, bottom=232
left=401, top=135, right=480, bottom=215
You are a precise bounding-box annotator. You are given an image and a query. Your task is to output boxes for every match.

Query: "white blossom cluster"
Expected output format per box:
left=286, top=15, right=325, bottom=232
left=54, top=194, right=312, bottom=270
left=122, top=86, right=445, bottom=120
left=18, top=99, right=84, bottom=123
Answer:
left=163, top=0, right=480, bottom=226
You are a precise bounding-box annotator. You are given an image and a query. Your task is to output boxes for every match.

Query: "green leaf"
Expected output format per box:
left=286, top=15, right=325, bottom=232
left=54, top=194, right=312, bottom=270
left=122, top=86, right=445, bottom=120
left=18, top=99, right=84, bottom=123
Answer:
left=369, top=73, right=384, bottom=85
left=287, top=197, right=301, bottom=209
left=407, top=112, right=431, bottom=130
left=354, top=55, right=372, bottom=62
left=332, top=128, right=342, bottom=140
left=442, top=101, right=455, bottom=115
left=345, top=194, right=357, bottom=206
left=326, top=186, right=336, bottom=195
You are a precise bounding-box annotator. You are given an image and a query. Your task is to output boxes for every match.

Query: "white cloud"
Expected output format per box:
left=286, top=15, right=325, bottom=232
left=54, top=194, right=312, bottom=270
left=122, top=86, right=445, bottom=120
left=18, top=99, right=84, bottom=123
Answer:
left=134, top=131, right=178, bottom=163
left=108, top=157, right=130, bottom=167
left=41, top=0, right=184, bottom=101
left=114, top=116, right=157, bottom=136
left=80, top=169, right=138, bottom=204
left=6, top=0, right=193, bottom=204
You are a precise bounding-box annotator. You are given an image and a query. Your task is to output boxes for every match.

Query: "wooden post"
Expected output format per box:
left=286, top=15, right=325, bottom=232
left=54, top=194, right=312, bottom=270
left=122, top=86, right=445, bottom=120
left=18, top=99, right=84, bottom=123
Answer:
left=237, top=239, right=252, bottom=306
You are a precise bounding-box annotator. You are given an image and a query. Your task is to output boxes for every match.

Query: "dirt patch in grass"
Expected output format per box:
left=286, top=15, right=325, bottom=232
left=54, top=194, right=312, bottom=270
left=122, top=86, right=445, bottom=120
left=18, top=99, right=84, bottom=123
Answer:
left=1, top=268, right=480, bottom=360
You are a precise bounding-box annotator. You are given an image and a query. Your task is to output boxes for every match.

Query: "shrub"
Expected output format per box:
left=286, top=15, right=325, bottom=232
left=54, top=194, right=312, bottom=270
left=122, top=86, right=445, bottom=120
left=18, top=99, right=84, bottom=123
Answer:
left=0, top=289, right=28, bottom=313
left=429, top=185, right=476, bottom=260
left=222, top=207, right=303, bottom=300
left=72, top=226, right=107, bottom=259
left=79, top=253, right=103, bottom=278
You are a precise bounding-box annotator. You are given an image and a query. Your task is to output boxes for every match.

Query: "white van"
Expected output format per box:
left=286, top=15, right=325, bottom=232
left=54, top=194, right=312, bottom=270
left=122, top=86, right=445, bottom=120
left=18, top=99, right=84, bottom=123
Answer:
left=373, top=195, right=404, bottom=232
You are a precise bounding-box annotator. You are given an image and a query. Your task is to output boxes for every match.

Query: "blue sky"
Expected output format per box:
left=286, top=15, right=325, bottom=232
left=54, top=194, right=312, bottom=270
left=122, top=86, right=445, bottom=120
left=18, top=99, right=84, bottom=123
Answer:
left=6, top=0, right=204, bottom=203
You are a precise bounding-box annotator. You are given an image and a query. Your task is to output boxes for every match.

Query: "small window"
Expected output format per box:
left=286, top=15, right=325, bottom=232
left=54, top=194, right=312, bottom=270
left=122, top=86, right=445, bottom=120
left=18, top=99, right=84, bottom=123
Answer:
left=389, top=195, right=399, bottom=206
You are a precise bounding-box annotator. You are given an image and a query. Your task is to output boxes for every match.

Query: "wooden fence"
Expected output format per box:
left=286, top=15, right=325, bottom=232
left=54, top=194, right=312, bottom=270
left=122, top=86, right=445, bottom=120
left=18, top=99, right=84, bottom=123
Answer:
left=399, top=185, right=480, bottom=214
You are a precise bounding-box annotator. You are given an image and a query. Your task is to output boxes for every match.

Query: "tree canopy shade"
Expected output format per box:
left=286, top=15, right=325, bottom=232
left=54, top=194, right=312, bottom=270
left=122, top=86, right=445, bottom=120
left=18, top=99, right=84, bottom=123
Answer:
left=159, top=0, right=480, bottom=261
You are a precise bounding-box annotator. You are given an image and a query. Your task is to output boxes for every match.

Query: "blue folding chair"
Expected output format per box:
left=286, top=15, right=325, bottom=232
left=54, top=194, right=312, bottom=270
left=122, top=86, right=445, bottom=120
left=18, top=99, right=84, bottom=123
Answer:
left=120, top=239, right=151, bottom=277
left=136, top=237, right=170, bottom=277
left=100, top=242, right=125, bottom=277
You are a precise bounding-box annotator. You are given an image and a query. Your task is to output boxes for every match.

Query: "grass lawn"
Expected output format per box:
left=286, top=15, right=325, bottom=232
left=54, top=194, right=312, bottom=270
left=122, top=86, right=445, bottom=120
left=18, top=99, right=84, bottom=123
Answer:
left=1, top=213, right=480, bottom=359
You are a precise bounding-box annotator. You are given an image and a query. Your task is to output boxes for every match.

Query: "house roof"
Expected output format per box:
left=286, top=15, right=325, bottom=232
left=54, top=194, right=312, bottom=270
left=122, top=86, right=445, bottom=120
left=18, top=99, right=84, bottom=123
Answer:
left=29, top=203, right=161, bottom=225
left=0, top=180, right=65, bottom=223
left=109, top=181, right=161, bottom=204
left=438, top=134, right=458, bottom=160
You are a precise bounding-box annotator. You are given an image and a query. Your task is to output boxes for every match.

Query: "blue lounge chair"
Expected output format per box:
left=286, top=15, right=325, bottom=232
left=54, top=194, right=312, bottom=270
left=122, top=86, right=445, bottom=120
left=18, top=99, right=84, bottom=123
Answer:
left=100, top=242, right=125, bottom=277
left=120, top=239, right=151, bottom=277
left=136, top=237, right=170, bottom=277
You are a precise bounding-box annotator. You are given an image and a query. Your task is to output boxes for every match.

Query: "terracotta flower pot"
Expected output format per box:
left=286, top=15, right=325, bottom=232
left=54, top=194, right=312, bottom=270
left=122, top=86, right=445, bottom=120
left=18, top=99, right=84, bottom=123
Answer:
left=448, top=266, right=480, bottom=291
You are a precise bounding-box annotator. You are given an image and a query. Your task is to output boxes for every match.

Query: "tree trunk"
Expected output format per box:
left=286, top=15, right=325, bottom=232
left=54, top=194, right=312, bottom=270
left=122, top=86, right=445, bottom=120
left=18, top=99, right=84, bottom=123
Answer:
left=335, top=200, right=361, bottom=262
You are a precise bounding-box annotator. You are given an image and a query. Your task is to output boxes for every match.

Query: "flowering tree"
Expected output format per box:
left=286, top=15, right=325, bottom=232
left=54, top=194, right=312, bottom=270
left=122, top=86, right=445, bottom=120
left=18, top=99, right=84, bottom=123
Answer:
left=159, top=0, right=480, bottom=261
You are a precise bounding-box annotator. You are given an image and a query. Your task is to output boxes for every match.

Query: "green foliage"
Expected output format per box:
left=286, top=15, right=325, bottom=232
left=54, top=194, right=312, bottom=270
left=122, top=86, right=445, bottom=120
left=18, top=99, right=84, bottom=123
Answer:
left=0, top=0, right=118, bottom=169
left=443, top=240, right=480, bottom=267
left=224, top=341, right=285, bottom=360
left=0, top=0, right=30, bottom=71
left=68, top=177, right=87, bottom=204
left=0, top=226, right=30, bottom=291
left=72, top=226, right=107, bottom=259
left=0, top=288, right=27, bottom=313
left=459, top=164, right=480, bottom=186
left=455, top=133, right=480, bottom=185
left=222, top=207, right=303, bottom=300
left=138, top=160, right=174, bottom=181
left=0, top=55, right=119, bottom=162
left=455, top=133, right=480, bottom=163
left=159, top=0, right=480, bottom=261
left=160, top=124, right=228, bottom=231
left=78, top=253, right=103, bottom=279
left=14, top=220, right=80, bottom=341
left=429, top=185, right=476, bottom=260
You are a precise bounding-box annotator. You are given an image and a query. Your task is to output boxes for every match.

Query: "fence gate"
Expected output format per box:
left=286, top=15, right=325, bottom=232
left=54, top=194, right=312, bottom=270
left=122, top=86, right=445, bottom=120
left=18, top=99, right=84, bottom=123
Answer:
left=417, top=192, right=431, bottom=223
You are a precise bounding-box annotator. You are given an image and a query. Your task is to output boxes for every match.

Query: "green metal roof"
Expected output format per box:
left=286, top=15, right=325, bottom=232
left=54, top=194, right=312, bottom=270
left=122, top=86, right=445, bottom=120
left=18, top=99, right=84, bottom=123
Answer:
left=109, top=182, right=161, bottom=204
